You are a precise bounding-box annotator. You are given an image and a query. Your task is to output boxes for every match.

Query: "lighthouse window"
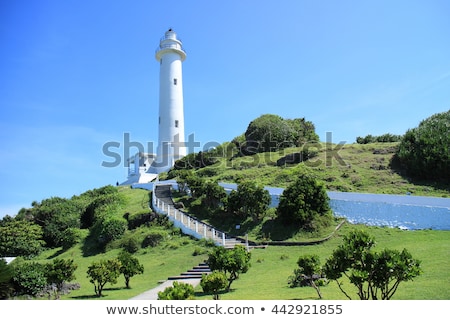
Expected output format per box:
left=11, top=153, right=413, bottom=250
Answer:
left=173, top=78, right=177, bottom=85
left=175, top=120, right=179, bottom=128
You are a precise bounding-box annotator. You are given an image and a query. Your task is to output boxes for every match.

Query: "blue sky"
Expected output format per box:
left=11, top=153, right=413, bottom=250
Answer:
left=1, top=0, right=449, bottom=218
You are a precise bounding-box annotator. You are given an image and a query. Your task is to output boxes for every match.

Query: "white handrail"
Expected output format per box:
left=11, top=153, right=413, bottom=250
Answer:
left=153, top=193, right=228, bottom=246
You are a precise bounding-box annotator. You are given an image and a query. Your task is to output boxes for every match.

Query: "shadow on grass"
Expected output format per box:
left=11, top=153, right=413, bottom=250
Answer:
left=194, top=288, right=234, bottom=300
left=389, top=155, right=450, bottom=194
left=47, top=248, right=67, bottom=259
left=70, top=287, right=125, bottom=299
left=81, top=233, right=106, bottom=257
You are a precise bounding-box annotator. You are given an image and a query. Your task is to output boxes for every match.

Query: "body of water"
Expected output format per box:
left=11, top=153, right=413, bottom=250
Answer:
left=218, top=183, right=450, bottom=230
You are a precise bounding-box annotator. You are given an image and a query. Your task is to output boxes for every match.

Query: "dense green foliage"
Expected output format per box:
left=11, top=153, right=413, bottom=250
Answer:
left=24, top=197, right=82, bottom=247
left=7, top=185, right=126, bottom=251
left=207, top=245, right=251, bottom=291
left=86, top=258, right=122, bottom=297
left=227, top=181, right=271, bottom=221
left=173, top=175, right=275, bottom=225
left=117, top=250, right=144, bottom=288
left=277, top=175, right=332, bottom=230
left=157, top=281, right=195, bottom=300
left=323, top=230, right=422, bottom=300
left=173, top=150, right=220, bottom=170
left=0, top=260, right=13, bottom=299
left=356, top=133, right=403, bottom=144
left=45, top=258, right=77, bottom=292
left=241, top=114, right=319, bottom=154
left=12, top=261, right=48, bottom=296
left=395, top=110, right=449, bottom=181
left=200, top=270, right=228, bottom=300
left=0, top=219, right=45, bottom=257
left=289, top=254, right=324, bottom=299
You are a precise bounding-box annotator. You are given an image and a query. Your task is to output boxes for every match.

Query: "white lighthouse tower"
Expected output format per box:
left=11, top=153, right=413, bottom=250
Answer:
left=151, top=28, right=187, bottom=173
left=121, top=29, right=187, bottom=185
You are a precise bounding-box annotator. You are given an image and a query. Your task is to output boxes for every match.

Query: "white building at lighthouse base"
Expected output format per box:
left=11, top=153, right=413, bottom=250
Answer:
left=120, top=152, right=159, bottom=185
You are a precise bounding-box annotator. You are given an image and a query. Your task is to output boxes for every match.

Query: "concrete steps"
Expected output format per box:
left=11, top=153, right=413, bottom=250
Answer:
left=223, top=238, right=246, bottom=249
left=167, top=263, right=211, bottom=280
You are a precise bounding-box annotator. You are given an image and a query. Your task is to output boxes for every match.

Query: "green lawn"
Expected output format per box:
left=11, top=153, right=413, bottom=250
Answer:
left=33, top=238, right=209, bottom=300
left=193, top=224, right=450, bottom=300
left=31, top=223, right=448, bottom=300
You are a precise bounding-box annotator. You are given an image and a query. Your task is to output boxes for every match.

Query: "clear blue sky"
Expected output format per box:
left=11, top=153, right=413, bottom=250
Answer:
left=1, top=0, right=449, bottom=218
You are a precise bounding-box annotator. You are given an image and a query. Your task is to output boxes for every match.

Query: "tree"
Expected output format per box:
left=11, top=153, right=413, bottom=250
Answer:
left=395, top=110, right=449, bottom=181
left=242, top=114, right=319, bottom=154
left=207, top=245, right=251, bottom=291
left=277, top=175, right=332, bottom=230
left=0, top=259, right=13, bottom=299
left=285, top=117, right=320, bottom=145
left=27, top=197, right=82, bottom=248
left=86, top=259, right=122, bottom=297
left=227, top=181, right=271, bottom=221
left=12, top=262, right=47, bottom=296
left=323, top=230, right=422, bottom=300
left=117, top=251, right=144, bottom=288
left=243, top=114, right=296, bottom=154
left=96, top=217, right=128, bottom=245
left=200, top=270, right=228, bottom=300
left=0, top=220, right=45, bottom=257
left=157, top=281, right=194, bottom=300
left=289, top=254, right=324, bottom=299
left=200, top=181, right=228, bottom=212
left=45, top=258, right=77, bottom=295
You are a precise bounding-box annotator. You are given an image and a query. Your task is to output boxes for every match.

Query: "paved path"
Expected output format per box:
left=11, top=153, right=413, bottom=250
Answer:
left=129, top=279, right=201, bottom=300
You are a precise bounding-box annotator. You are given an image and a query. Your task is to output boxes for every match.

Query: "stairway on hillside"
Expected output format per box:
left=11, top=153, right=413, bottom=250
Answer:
left=154, top=184, right=175, bottom=206
left=223, top=237, right=246, bottom=249
left=168, top=262, right=211, bottom=280
left=154, top=184, right=248, bottom=249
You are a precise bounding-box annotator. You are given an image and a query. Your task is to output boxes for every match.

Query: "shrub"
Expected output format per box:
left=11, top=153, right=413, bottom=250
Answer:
left=242, top=114, right=319, bottom=155
left=117, top=251, right=144, bottom=288
left=86, top=259, right=122, bottom=297
left=123, top=237, right=140, bottom=253
left=60, top=228, right=85, bottom=250
left=127, top=212, right=157, bottom=229
left=142, top=230, right=167, bottom=248
left=396, top=110, right=449, bottom=181
left=97, top=218, right=127, bottom=245
left=12, top=262, right=47, bottom=296
left=0, top=220, right=45, bottom=258
left=157, top=281, right=194, bottom=300
left=277, top=175, right=332, bottom=230
left=201, top=271, right=228, bottom=300
left=0, top=259, right=13, bottom=299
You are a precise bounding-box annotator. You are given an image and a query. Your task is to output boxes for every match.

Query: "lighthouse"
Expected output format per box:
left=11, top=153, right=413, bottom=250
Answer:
left=121, top=29, right=187, bottom=184
left=151, top=28, right=187, bottom=173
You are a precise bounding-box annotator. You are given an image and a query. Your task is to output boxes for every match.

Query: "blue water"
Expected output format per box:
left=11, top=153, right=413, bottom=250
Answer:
left=218, top=183, right=450, bottom=230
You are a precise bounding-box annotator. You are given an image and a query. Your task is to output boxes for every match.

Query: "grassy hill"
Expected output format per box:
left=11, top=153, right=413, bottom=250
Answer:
left=26, top=187, right=212, bottom=300
left=9, top=183, right=449, bottom=300
left=5, top=142, right=449, bottom=300
left=163, top=141, right=449, bottom=197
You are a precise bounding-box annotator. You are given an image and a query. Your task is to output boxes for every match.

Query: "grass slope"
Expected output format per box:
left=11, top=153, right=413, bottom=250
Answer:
left=30, top=187, right=210, bottom=300
left=194, top=224, right=450, bottom=300
left=167, top=142, right=449, bottom=197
